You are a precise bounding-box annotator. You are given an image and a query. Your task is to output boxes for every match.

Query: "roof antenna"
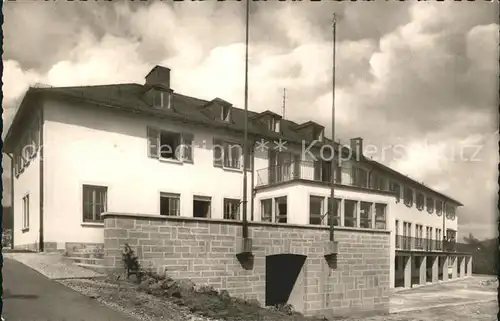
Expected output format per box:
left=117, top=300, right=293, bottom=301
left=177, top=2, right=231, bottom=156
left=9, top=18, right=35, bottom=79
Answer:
left=282, top=88, right=286, bottom=119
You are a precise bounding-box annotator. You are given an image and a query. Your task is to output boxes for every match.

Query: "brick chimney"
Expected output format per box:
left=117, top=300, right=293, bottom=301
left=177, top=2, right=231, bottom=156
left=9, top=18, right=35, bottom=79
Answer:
left=145, top=65, right=171, bottom=89
left=350, top=137, right=363, bottom=158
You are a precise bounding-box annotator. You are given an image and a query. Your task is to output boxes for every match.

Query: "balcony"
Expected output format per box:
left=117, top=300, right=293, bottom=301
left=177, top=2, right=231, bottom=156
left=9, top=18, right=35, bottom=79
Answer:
left=395, top=235, right=459, bottom=252
left=256, top=160, right=392, bottom=192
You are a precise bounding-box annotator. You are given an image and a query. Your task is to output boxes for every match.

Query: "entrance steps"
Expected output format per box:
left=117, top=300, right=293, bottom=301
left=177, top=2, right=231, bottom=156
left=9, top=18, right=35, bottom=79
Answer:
left=66, top=246, right=108, bottom=274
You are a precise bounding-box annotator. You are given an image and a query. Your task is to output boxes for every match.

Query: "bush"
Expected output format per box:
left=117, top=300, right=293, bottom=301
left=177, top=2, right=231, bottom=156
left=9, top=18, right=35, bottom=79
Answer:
left=121, top=244, right=144, bottom=282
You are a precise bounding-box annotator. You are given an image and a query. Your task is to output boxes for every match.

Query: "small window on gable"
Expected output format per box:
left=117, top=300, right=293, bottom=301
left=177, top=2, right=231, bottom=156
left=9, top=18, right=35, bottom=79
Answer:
left=269, top=117, right=276, bottom=131
left=314, top=128, right=324, bottom=141
left=153, top=90, right=171, bottom=109
left=275, top=119, right=280, bottom=133
left=221, top=105, right=231, bottom=122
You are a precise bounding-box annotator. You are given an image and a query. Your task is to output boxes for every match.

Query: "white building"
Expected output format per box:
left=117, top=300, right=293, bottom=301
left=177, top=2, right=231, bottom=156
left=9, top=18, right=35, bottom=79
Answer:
left=4, top=65, right=470, bottom=289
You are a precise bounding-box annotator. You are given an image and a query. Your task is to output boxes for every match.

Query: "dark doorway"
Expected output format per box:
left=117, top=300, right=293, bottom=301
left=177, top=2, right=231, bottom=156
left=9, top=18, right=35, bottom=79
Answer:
left=426, top=256, right=433, bottom=282
left=265, top=254, right=306, bottom=307
left=438, top=257, right=444, bottom=280
left=394, top=256, right=404, bottom=288
left=411, top=256, right=420, bottom=286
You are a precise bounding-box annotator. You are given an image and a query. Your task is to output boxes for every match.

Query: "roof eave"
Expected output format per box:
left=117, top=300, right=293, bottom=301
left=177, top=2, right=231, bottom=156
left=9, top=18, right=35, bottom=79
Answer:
left=364, top=157, right=463, bottom=206
left=3, top=88, right=40, bottom=152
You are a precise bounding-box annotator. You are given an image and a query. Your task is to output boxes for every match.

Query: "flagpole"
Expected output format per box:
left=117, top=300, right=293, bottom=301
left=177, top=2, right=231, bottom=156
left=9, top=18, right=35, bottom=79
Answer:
left=242, top=0, right=250, bottom=239
left=329, top=13, right=337, bottom=242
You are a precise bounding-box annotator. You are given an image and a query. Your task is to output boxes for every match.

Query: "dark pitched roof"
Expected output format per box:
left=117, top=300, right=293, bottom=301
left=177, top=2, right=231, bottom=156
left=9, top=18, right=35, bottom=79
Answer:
left=4, top=82, right=463, bottom=206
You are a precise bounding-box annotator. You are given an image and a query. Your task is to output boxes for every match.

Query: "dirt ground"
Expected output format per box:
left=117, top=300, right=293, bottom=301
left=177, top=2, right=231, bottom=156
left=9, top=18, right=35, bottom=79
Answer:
left=59, top=275, right=498, bottom=321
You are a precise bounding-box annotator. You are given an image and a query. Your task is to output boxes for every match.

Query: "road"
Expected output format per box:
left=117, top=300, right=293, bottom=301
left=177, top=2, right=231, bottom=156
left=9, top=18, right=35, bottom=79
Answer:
left=2, top=257, right=139, bottom=321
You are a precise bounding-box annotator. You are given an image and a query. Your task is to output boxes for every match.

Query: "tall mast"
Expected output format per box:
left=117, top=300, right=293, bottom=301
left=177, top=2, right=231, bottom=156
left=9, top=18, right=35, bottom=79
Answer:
left=242, top=0, right=250, bottom=239
left=282, top=88, right=286, bottom=119
left=329, top=13, right=337, bottom=242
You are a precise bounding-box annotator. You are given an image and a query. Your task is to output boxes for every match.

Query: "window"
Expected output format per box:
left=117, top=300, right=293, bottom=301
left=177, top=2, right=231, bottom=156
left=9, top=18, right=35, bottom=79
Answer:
left=82, top=185, right=107, bottom=223
left=395, top=220, right=400, bottom=248
left=403, top=222, right=412, bottom=237
left=374, top=204, right=387, bottom=229
left=360, top=202, right=372, bottom=228
left=416, top=193, right=425, bottom=211
left=352, top=167, right=368, bottom=188
left=275, top=197, right=287, bottom=223
left=390, top=181, right=401, bottom=202
left=426, top=196, right=434, bottom=213
left=446, top=229, right=456, bottom=242
left=213, top=139, right=248, bottom=170
left=22, top=194, right=29, bottom=230
left=445, top=204, right=456, bottom=220
left=223, top=142, right=242, bottom=169
left=193, top=196, right=211, bottom=218
left=344, top=200, right=357, bottom=227
left=415, top=224, right=423, bottom=248
left=160, top=193, right=180, bottom=216
left=436, top=228, right=442, bottom=250
left=370, top=172, right=387, bottom=191
left=160, top=131, right=180, bottom=159
left=314, top=160, right=332, bottom=183
left=147, top=128, right=193, bottom=162
left=426, top=226, right=433, bottom=250
left=403, top=187, right=413, bottom=207
left=314, top=128, right=324, bottom=141
left=435, top=200, right=443, bottom=216
left=14, top=119, right=41, bottom=178
left=327, top=198, right=341, bottom=226
left=261, top=199, right=272, bottom=222
left=221, top=105, right=231, bottom=122
left=309, top=196, right=324, bottom=225
left=269, top=117, right=280, bottom=132
left=153, top=91, right=171, bottom=109
left=224, top=198, right=240, bottom=220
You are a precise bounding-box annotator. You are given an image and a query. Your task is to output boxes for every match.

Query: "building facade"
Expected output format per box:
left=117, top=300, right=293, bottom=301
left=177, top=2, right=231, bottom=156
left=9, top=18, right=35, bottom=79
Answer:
left=5, top=65, right=470, bottom=298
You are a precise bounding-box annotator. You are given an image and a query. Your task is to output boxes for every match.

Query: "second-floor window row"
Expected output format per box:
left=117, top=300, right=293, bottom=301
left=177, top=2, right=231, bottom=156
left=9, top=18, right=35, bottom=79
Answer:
left=308, top=196, right=387, bottom=230
left=14, top=118, right=41, bottom=178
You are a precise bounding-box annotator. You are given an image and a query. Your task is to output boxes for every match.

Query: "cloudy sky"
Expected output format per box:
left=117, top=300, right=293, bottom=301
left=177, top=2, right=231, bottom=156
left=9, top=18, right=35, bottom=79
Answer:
left=2, top=1, right=498, bottom=240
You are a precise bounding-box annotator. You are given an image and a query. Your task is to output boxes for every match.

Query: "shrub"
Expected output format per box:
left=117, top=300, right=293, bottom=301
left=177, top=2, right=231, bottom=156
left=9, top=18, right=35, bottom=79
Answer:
left=121, top=244, right=143, bottom=282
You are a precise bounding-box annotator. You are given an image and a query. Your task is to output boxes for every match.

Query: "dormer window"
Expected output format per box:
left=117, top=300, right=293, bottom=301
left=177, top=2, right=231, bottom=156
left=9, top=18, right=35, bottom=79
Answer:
left=314, top=128, right=324, bottom=141
left=221, top=105, right=231, bottom=122
left=153, top=90, right=171, bottom=109
left=268, top=117, right=281, bottom=133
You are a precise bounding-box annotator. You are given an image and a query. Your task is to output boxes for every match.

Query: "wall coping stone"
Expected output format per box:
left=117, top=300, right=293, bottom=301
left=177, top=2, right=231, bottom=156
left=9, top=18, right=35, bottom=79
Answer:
left=102, top=212, right=390, bottom=234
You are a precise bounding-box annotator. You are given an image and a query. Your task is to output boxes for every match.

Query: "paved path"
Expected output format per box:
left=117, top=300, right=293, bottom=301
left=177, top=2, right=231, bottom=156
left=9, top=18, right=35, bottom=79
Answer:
left=3, top=258, right=138, bottom=321
left=3, top=252, right=103, bottom=279
left=390, top=276, right=497, bottom=313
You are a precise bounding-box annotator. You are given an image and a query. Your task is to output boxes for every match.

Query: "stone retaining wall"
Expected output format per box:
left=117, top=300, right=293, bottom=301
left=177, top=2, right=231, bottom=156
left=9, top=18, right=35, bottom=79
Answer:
left=103, top=213, right=391, bottom=318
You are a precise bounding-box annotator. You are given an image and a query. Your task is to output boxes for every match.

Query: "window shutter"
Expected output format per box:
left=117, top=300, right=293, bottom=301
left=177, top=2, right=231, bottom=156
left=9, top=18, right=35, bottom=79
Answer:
left=147, top=127, right=159, bottom=158
left=213, top=138, right=223, bottom=167
left=182, top=133, right=194, bottom=162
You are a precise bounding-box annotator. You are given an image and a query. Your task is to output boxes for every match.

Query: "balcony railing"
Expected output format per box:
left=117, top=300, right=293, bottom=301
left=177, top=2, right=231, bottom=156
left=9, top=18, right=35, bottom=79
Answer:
left=395, top=235, right=460, bottom=252
left=256, top=160, right=392, bottom=192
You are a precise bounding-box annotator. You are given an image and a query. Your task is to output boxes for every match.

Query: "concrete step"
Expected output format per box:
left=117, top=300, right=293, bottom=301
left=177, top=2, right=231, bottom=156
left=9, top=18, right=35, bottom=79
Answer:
left=67, top=257, right=105, bottom=264
left=68, top=252, right=104, bottom=259
left=75, top=263, right=109, bottom=274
